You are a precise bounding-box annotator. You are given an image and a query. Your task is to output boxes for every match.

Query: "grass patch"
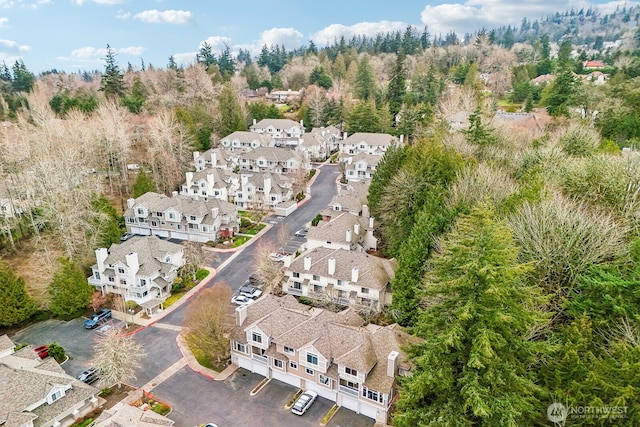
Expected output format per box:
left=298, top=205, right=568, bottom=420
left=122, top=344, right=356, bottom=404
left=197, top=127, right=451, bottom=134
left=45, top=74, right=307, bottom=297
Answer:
left=163, top=292, right=184, bottom=308
left=321, top=404, right=340, bottom=426
left=245, top=223, right=266, bottom=235
left=185, top=333, right=227, bottom=372
left=232, top=235, right=251, bottom=247
left=286, top=389, right=303, bottom=409
left=151, top=402, right=171, bottom=416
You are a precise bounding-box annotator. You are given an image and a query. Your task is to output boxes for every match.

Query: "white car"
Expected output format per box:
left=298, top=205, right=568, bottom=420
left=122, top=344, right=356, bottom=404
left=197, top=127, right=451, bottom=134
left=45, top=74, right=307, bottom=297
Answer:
left=269, top=252, right=285, bottom=262
left=291, top=390, right=318, bottom=415
left=239, top=284, right=263, bottom=299
left=231, top=294, right=254, bottom=306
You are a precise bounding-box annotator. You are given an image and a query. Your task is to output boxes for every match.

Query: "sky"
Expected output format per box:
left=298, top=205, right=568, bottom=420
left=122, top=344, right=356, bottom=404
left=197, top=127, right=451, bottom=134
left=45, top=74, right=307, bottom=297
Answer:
left=1, top=0, right=635, bottom=74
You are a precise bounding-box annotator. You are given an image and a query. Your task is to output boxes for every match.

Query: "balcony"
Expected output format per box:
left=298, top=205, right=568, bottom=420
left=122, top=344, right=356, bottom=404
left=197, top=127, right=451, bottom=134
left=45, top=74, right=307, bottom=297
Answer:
left=287, top=287, right=303, bottom=296
left=338, top=385, right=359, bottom=397
left=252, top=353, right=268, bottom=364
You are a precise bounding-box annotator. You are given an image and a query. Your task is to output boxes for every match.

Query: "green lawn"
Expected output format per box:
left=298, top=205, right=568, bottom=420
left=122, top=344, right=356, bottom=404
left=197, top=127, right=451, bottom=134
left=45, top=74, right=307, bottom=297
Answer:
left=233, top=235, right=251, bottom=247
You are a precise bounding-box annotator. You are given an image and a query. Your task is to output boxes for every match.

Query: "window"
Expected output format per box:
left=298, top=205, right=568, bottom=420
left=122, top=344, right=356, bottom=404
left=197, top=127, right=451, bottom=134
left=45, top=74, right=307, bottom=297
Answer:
left=284, top=346, right=295, bottom=354
left=137, top=208, right=144, bottom=215
left=363, top=387, right=384, bottom=403
left=234, top=342, right=247, bottom=353
left=306, top=353, right=318, bottom=365
left=252, top=332, right=262, bottom=344
left=337, top=280, right=344, bottom=286
left=345, top=367, right=358, bottom=376
left=94, top=272, right=100, bottom=280
left=292, top=282, right=302, bottom=290
left=108, top=276, right=115, bottom=282
left=120, top=279, right=127, bottom=285
left=140, top=279, right=146, bottom=286
left=157, top=212, right=163, bottom=217
left=201, top=226, right=208, bottom=232
left=313, top=284, right=322, bottom=293
left=305, top=367, right=315, bottom=376
left=361, top=287, right=369, bottom=294
left=190, top=215, right=196, bottom=221
left=293, top=272, right=300, bottom=278
left=50, top=390, right=62, bottom=402
left=117, top=267, right=125, bottom=274
left=177, top=224, right=183, bottom=230
left=273, top=359, right=283, bottom=368
left=168, top=212, right=175, bottom=220
left=319, top=374, right=330, bottom=385
left=289, top=360, right=298, bottom=369
left=312, top=275, right=320, bottom=281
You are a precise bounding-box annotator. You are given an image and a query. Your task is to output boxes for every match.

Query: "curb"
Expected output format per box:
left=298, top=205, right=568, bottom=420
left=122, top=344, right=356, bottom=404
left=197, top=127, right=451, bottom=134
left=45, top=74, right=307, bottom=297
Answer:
left=250, top=377, right=270, bottom=396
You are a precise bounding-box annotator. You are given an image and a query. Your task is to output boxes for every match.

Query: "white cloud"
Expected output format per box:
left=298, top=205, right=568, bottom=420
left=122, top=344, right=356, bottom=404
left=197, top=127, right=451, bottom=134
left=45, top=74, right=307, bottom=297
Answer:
left=311, top=20, right=409, bottom=45
left=115, top=10, right=130, bottom=19
left=70, top=45, right=144, bottom=59
left=259, top=27, right=304, bottom=50
left=0, top=39, right=31, bottom=53
left=199, top=36, right=233, bottom=51
left=118, top=45, right=144, bottom=56
left=172, top=51, right=198, bottom=66
left=0, top=17, right=8, bottom=27
left=418, top=0, right=631, bottom=37
left=133, top=9, right=194, bottom=25
left=74, top=0, right=127, bottom=5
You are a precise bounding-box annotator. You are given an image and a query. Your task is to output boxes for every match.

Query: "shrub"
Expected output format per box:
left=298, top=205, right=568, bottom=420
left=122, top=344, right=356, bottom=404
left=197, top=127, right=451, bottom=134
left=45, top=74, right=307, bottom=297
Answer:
left=309, top=169, right=317, bottom=177
left=311, top=214, right=323, bottom=226
left=151, top=403, right=171, bottom=416
left=101, top=387, right=113, bottom=396
left=296, top=192, right=305, bottom=202
left=125, top=300, right=138, bottom=310
left=48, top=342, right=66, bottom=363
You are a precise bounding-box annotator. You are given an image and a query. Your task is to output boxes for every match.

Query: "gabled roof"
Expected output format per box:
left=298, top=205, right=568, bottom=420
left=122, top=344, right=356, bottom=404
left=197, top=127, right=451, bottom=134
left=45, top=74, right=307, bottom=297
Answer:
left=250, top=119, right=303, bottom=130
left=307, top=212, right=370, bottom=245
left=343, top=132, right=397, bottom=146
left=288, top=247, right=396, bottom=290
left=94, top=401, right=175, bottom=427
left=238, top=146, right=301, bottom=163
left=126, top=192, right=237, bottom=220
left=329, top=182, right=369, bottom=212
left=220, top=131, right=274, bottom=146
left=105, top=235, right=182, bottom=276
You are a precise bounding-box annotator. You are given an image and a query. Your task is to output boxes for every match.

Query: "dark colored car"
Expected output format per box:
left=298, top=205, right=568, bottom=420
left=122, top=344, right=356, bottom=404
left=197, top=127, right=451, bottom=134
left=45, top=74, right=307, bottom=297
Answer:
left=294, top=227, right=309, bottom=237
left=33, top=345, right=49, bottom=359
left=77, top=367, right=100, bottom=384
left=84, top=308, right=112, bottom=329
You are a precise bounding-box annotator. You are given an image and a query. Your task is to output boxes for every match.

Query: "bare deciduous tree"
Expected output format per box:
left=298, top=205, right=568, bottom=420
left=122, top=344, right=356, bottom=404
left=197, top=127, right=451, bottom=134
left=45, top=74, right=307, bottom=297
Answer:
left=184, top=284, right=233, bottom=364
left=253, top=239, right=285, bottom=294
left=92, top=329, right=146, bottom=388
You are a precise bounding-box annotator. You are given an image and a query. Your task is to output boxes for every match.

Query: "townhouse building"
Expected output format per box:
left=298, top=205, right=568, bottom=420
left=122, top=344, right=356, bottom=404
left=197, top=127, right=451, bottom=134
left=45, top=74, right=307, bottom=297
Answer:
left=88, top=235, right=184, bottom=313
left=192, top=148, right=232, bottom=171
left=338, top=132, right=399, bottom=156
left=341, top=152, right=383, bottom=183
left=0, top=335, right=102, bottom=427
left=124, top=192, right=240, bottom=242
left=219, top=131, right=275, bottom=152
left=232, top=146, right=308, bottom=175
left=249, top=118, right=305, bottom=145
left=297, top=126, right=342, bottom=160
left=180, top=168, right=240, bottom=203
left=306, top=211, right=377, bottom=253
left=230, top=295, right=418, bottom=424
left=234, top=172, right=294, bottom=210
left=282, top=247, right=395, bottom=311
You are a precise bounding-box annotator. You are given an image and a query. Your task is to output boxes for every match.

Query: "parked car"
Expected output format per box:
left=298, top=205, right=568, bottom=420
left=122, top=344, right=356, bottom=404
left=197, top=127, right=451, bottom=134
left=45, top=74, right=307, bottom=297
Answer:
left=231, top=294, right=254, bottom=306
left=33, top=345, right=49, bottom=359
left=239, top=284, right=262, bottom=299
left=294, top=227, right=309, bottom=237
left=291, top=390, right=318, bottom=415
left=269, top=252, right=285, bottom=262
left=120, top=232, right=135, bottom=242
left=77, top=367, right=100, bottom=384
left=248, top=274, right=261, bottom=286
left=84, top=308, right=112, bottom=329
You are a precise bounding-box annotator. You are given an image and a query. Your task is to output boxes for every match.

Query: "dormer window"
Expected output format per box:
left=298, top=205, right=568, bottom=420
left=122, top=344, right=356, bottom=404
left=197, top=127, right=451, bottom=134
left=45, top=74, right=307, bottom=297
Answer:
left=345, top=367, right=358, bottom=376
left=252, top=332, right=262, bottom=343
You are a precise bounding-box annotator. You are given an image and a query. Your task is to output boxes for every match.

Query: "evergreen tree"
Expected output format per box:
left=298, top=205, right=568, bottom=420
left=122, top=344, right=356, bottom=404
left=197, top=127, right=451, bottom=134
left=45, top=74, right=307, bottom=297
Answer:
left=132, top=169, right=155, bottom=198
left=196, top=42, right=216, bottom=68
left=387, top=49, right=407, bottom=117
left=346, top=101, right=380, bottom=133
left=91, top=196, right=124, bottom=248
left=49, top=258, right=93, bottom=319
left=368, top=144, right=407, bottom=217
left=395, top=205, right=547, bottom=427
left=0, top=262, right=37, bottom=326
left=217, top=44, right=235, bottom=81
left=354, top=55, right=376, bottom=101
left=11, top=60, right=35, bottom=93
left=99, top=45, right=126, bottom=99
left=216, top=83, right=245, bottom=137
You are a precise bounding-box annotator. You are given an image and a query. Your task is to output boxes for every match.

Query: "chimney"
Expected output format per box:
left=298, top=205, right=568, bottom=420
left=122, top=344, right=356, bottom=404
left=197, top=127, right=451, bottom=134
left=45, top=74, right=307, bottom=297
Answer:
left=186, top=171, right=193, bottom=188
left=212, top=207, right=219, bottom=218
left=300, top=119, right=304, bottom=127
left=283, top=254, right=292, bottom=268
left=253, top=118, right=257, bottom=125
left=172, top=191, right=178, bottom=197
left=387, top=351, right=399, bottom=377
left=369, top=216, right=375, bottom=228
left=303, top=256, right=311, bottom=271
left=354, top=223, right=360, bottom=235
left=328, top=257, right=336, bottom=275
left=346, top=229, right=352, bottom=243
left=193, top=151, right=200, bottom=162
left=212, top=150, right=217, bottom=166
left=95, top=248, right=108, bottom=273
left=361, top=204, right=370, bottom=218
left=264, top=177, right=272, bottom=196
left=126, top=198, right=135, bottom=209
left=207, top=173, right=214, bottom=189
left=399, top=134, right=404, bottom=144
left=343, top=131, right=347, bottom=140
left=126, top=252, right=139, bottom=278
left=236, top=304, right=248, bottom=326
left=351, top=266, right=359, bottom=282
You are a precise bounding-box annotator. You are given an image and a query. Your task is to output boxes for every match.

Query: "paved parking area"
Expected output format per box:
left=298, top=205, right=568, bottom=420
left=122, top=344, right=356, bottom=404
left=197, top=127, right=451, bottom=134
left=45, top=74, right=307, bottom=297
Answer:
left=11, top=318, right=102, bottom=378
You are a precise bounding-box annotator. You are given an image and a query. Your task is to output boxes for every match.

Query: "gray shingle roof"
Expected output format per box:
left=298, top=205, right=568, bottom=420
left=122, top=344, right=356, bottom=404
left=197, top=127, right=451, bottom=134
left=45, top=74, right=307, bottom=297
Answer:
left=343, top=132, right=397, bottom=146
left=104, top=235, right=182, bottom=277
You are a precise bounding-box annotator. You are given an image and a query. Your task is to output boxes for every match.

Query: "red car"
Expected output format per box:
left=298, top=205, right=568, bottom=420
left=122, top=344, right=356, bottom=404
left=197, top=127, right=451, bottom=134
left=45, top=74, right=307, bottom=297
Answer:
left=33, top=345, right=49, bottom=359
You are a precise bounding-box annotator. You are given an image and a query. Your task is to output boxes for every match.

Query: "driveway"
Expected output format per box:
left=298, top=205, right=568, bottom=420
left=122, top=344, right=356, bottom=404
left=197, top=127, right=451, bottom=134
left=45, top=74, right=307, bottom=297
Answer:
left=152, top=367, right=374, bottom=427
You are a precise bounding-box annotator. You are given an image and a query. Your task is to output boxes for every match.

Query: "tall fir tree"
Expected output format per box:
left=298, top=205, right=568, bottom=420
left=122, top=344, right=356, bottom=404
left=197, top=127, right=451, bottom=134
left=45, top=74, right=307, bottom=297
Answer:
left=49, top=258, right=94, bottom=319
left=99, top=45, right=126, bottom=99
left=0, top=262, right=37, bottom=326
left=387, top=49, right=407, bottom=117
left=216, top=83, right=246, bottom=137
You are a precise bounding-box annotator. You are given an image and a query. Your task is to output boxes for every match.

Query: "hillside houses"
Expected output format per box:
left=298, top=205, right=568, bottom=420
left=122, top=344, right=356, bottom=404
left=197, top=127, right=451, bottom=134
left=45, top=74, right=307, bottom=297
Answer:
left=234, top=172, right=294, bottom=210
left=180, top=169, right=239, bottom=202
left=249, top=118, right=305, bottom=145
left=230, top=294, right=418, bottom=423
left=219, top=131, right=275, bottom=152
left=297, top=126, right=342, bottom=160
left=338, top=133, right=400, bottom=183
left=192, top=148, right=232, bottom=171
left=306, top=211, right=377, bottom=253
left=124, top=192, right=240, bottom=242
left=235, top=146, right=308, bottom=174
left=88, top=235, right=184, bottom=313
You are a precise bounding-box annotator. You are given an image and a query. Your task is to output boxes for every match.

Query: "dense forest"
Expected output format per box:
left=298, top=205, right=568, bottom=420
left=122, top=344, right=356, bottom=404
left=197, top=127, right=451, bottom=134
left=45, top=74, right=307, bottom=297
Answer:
left=1, top=4, right=640, bottom=425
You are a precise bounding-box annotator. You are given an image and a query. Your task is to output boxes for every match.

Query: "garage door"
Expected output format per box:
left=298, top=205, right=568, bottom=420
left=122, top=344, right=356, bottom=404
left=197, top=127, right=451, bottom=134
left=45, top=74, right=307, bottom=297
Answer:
left=171, top=232, right=188, bottom=240
left=152, top=230, right=169, bottom=238
left=272, top=370, right=301, bottom=388
left=131, top=227, right=150, bottom=235
left=339, top=394, right=359, bottom=412
left=305, top=382, right=336, bottom=401
left=252, top=362, right=269, bottom=377
left=359, top=402, right=379, bottom=420
left=237, top=356, right=253, bottom=371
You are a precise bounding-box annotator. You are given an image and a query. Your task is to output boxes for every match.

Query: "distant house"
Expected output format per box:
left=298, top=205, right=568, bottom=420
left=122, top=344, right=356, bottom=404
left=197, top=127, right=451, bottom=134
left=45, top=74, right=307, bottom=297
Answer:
left=249, top=118, right=305, bottom=145
left=282, top=246, right=396, bottom=311
left=583, top=60, right=605, bottom=70
left=266, top=89, right=301, bottom=103
left=230, top=295, right=419, bottom=424
left=0, top=335, right=102, bottom=427
left=341, top=152, right=383, bottom=183
left=192, top=148, right=232, bottom=171
left=124, top=192, right=240, bottom=242
left=338, top=132, right=399, bottom=156
left=531, top=74, right=555, bottom=86
left=219, top=131, right=275, bottom=152
left=88, top=235, right=184, bottom=313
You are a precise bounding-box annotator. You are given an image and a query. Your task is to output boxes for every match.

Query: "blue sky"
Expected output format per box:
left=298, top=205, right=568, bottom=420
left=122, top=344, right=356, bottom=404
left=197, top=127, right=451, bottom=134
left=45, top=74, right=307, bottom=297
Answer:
left=2, top=0, right=633, bottom=74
